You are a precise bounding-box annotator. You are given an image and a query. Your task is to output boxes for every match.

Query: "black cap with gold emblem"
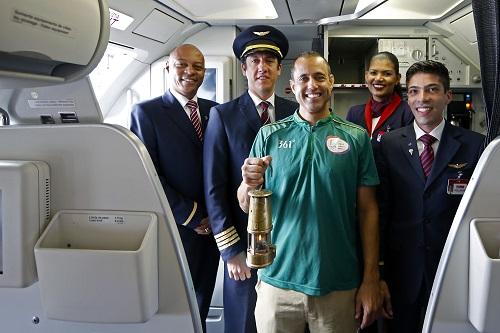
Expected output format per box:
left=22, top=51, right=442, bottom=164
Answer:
left=232, top=25, right=289, bottom=62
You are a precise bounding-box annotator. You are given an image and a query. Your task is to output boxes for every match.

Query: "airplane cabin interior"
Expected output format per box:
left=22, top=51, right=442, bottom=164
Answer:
left=0, top=0, right=500, bottom=332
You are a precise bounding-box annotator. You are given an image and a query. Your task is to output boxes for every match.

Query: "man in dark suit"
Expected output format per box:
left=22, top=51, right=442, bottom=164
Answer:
left=130, top=44, right=220, bottom=333
left=378, top=60, right=485, bottom=333
left=203, top=26, right=297, bottom=333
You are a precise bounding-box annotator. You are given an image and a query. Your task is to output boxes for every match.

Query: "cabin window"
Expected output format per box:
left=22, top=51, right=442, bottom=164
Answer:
left=89, top=43, right=136, bottom=101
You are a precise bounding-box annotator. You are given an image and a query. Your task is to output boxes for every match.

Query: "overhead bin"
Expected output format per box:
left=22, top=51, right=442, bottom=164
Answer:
left=0, top=0, right=109, bottom=88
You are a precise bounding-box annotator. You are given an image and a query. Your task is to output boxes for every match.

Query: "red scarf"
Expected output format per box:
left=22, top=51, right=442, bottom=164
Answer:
left=364, top=94, right=401, bottom=135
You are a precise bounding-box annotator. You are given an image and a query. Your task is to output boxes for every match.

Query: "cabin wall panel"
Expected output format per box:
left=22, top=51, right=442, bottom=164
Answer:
left=185, top=26, right=242, bottom=98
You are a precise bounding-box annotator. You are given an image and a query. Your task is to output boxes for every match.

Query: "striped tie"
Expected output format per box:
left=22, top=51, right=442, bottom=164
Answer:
left=259, top=101, right=271, bottom=125
left=186, top=100, right=203, bottom=142
left=419, top=134, right=437, bottom=178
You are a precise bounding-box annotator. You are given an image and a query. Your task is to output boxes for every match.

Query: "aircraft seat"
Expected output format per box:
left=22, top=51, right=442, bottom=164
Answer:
left=0, top=0, right=202, bottom=332
left=424, top=137, right=500, bottom=333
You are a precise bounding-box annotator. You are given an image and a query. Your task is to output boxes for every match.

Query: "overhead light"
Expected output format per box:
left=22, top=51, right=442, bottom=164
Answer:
left=318, top=0, right=387, bottom=25
left=259, top=0, right=278, bottom=19
left=357, top=0, right=468, bottom=20
left=109, top=8, right=134, bottom=31
left=166, top=0, right=277, bottom=20
left=318, top=0, right=469, bottom=24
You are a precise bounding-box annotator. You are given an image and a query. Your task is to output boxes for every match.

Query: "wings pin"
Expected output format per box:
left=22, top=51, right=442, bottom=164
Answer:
left=448, top=163, right=468, bottom=169
left=253, top=31, right=270, bottom=36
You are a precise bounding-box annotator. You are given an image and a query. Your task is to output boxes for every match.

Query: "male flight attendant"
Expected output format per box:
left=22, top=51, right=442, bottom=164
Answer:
left=378, top=60, right=485, bottom=333
left=130, top=44, right=220, bottom=333
left=203, top=26, right=297, bottom=333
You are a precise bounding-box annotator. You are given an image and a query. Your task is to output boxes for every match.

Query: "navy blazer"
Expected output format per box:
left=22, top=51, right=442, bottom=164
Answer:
left=203, top=91, right=297, bottom=260
left=130, top=90, right=218, bottom=228
left=378, top=122, right=484, bottom=305
left=130, top=90, right=220, bottom=329
left=346, top=100, right=413, bottom=162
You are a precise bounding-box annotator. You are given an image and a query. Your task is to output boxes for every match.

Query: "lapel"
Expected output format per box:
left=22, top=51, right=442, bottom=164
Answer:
left=364, top=94, right=401, bottom=135
left=238, top=91, right=261, bottom=135
left=197, top=99, right=211, bottom=131
left=161, top=91, right=202, bottom=149
left=275, top=96, right=294, bottom=121
left=425, top=123, right=461, bottom=189
left=374, top=95, right=401, bottom=132
left=400, top=125, right=426, bottom=184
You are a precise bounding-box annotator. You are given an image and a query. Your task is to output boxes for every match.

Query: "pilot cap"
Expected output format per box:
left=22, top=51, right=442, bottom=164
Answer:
left=233, top=25, right=289, bottom=61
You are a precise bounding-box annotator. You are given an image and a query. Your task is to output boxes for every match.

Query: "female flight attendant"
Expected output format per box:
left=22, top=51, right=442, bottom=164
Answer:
left=347, top=51, right=413, bottom=333
left=347, top=51, right=413, bottom=157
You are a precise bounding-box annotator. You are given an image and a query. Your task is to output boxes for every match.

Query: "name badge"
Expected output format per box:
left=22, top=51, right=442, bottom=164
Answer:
left=447, top=178, right=469, bottom=195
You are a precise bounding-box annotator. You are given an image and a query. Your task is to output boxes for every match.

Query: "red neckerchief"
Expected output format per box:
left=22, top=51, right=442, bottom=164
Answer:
left=364, top=93, right=401, bottom=135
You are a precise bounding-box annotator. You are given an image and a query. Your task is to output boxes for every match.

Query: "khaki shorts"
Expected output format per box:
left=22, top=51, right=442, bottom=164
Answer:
left=255, top=280, right=359, bottom=333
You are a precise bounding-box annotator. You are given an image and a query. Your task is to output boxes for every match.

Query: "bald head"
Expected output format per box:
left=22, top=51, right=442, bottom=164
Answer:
left=290, top=51, right=331, bottom=80
left=167, top=44, right=206, bottom=99
left=169, top=44, right=204, bottom=66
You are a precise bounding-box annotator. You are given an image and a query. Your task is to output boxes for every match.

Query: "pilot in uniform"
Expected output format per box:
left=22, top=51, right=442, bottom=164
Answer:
left=203, top=26, right=297, bottom=333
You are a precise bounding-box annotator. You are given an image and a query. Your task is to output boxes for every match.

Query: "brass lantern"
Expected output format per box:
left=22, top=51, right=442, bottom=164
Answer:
left=246, top=189, right=276, bottom=268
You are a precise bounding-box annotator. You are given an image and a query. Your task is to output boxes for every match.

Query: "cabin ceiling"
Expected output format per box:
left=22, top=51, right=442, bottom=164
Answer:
left=107, top=0, right=474, bottom=64
left=153, top=0, right=471, bottom=30
left=154, top=0, right=359, bottom=41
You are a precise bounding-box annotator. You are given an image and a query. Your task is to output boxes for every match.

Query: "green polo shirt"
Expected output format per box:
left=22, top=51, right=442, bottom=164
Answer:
left=250, top=111, right=379, bottom=296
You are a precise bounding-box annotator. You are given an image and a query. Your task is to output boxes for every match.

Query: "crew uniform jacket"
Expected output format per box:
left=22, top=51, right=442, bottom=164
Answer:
left=203, top=91, right=296, bottom=333
left=203, top=91, right=297, bottom=261
left=130, top=90, right=220, bottom=330
left=130, top=90, right=217, bottom=228
left=346, top=96, right=413, bottom=159
left=378, top=122, right=484, bottom=305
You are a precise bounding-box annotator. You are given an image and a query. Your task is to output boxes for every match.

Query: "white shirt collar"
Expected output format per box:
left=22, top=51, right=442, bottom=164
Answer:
left=414, top=118, right=445, bottom=141
left=170, top=88, right=198, bottom=108
left=247, top=90, right=275, bottom=109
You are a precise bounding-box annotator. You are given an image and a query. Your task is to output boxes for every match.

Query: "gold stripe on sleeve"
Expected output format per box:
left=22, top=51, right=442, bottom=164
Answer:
left=182, top=201, right=198, bottom=226
left=214, top=226, right=241, bottom=250
left=218, top=237, right=240, bottom=251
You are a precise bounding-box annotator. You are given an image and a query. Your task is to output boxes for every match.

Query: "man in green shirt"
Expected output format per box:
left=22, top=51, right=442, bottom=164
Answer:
left=237, top=51, right=382, bottom=332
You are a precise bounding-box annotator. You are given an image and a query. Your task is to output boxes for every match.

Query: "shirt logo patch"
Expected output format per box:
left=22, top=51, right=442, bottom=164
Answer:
left=326, top=136, right=349, bottom=154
